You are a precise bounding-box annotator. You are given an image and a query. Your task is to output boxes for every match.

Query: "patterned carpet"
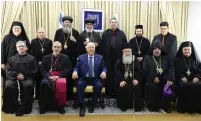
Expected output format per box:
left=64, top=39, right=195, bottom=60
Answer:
left=30, top=98, right=166, bottom=115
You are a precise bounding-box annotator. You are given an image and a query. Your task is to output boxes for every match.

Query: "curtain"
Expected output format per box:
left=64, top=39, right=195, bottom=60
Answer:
left=1, top=1, right=189, bottom=46
left=1, top=1, right=24, bottom=37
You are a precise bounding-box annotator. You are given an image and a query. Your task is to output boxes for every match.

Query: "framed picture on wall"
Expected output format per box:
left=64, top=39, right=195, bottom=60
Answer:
left=81, top=9, right=104, bottom=32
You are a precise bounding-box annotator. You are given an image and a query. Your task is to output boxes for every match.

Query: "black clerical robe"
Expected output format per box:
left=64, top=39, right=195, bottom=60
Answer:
left=142, top=54, right=175, bottom=111
left=2, top=53, right=38, bottom=114
left=174, top=57, right=201, bottom=113
left=115, top=58, right=144, bottom=111
left=30, top=38, right=53, bottom=63
left=30, top=38, right=53, bottom=99
left=1, top=34, right=30, bottom=88
left=100, top=28, right=127, bottom=95
left=1, top=34, right=30, bottom=65
left=152, top=32, right=177, bottom=61
left=80, top=30, right=101, bottom=54
left=129, top=37, right=150, bottom=59
left=54, top=28, right=82, bottom=67
left=39, top=54, right=72, bottom=110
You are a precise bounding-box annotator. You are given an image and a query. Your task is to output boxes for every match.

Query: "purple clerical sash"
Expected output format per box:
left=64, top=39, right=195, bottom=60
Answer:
left=49, top=71, right=67, bottom=106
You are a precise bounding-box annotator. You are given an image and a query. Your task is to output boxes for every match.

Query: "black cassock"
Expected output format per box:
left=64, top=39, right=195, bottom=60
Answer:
left=115, top=58, right=144, bottom=111
left=142, top=54, right=175, bottom=111
left=129, top=37, right=150, bottom=59
left=174, top=57, right=201, bottom=113
left=1, top=34, right=30, bottom=89
left=30, top=38, right=53, bottom=99
left=80, top=30, right=101, bottom=54
left=30, top=38, right=53, bottom=63
left=100, top=28, right=127, bottom=95
left=54, top=28, right=82, bottom=67
left=2, top=53, right=38, bottom=114
left=54, top=28, right=82, bottom=99
left=39, top=54, right=72, bottom=110
left=129, top=36, right=150, bottom=97
left=152, top=32, right=177, bottom=61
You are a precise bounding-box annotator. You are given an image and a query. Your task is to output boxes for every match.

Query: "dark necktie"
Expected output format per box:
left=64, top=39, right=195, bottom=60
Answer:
left=89, top=56, right=93, bottom=77
left=162, top=37, right=165, bottom=45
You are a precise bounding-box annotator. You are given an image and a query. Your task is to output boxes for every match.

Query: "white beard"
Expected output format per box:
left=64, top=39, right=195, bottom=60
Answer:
left=85, top=27, right=93, bottom=33
left=63, top=27, right=72, bottom=34
left=13, top=32, right=21, bottom=36
left=123, top=55, right=132, bottom=64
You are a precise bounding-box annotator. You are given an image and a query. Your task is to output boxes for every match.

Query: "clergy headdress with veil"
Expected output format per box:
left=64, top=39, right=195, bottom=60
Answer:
left=176, top=41, right=200, bottom=62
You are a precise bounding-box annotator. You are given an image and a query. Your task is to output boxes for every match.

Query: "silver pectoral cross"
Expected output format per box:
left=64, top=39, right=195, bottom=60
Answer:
left=41, top=48, right=45, bottom=53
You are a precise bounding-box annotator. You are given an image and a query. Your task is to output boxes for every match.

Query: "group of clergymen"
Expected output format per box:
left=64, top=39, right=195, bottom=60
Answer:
left=1, top=16, right=201, bottom=117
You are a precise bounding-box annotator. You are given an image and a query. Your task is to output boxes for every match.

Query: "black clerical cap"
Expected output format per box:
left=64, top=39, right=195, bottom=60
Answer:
left=147, top=40, right=167, bottom=55
left=11, top=21, right=23, bottom=28
left=122, top=43, right=132, bottom=50
left=135, top=25, right=143, bottom=30
left=62, top=16, right=73, bottom=23
left=85, top=18, right=95, bottom=24
left=152, top=41, right=163, bottom=50
left=180, top=41, right=192, bottom=48
left=176, top=41, right=199, bottom=61
left=160, top=21, right=169, bottom=27
left=9, top=21, right=29, bottom=41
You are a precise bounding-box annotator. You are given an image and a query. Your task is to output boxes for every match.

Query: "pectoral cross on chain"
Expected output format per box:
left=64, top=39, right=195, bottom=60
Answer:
left=41, top=48, right=45, bottom=53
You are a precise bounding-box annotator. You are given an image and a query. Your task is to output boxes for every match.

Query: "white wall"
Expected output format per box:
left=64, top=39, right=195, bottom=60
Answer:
left=187, top=1, right=201, bottom=60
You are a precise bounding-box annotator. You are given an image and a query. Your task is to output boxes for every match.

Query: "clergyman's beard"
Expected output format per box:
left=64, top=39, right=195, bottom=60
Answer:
left=63, top=26, right=72, bottom=34
left=136, top=34, right=142, bottom=38
left=123, top=55, right=132, bottom=64
left=86, top=27, right=93, bottom=33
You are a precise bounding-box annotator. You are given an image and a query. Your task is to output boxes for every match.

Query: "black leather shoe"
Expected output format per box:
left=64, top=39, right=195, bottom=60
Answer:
left=88, top=104, right=94, bottom=113
left=58, top=107, right=65, bottom=114
left=15, top=108, right=24, bottom=116
left=120, top=107, right=127, bottom=112
left=148, top=108, right=154, bottom=112
left=164, top=109, right=171, bottom=113
left=135, top=108, right=142, bottom=112
left=40, top=109, right=47, bottom=114
left=79, top=105, right=85, bottom=117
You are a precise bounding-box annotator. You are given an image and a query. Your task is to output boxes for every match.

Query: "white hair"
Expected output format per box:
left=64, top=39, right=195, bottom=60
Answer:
left=37, top=27, right=45, bottom=33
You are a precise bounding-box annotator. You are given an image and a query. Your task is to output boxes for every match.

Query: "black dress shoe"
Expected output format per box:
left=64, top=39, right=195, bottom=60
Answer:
left=135, top=108, right=142, bottom=112
left=164, top=109, right=171, bottom=113
left=39, top=107, right=47, bottom=114
left=79, top=105, right=85, bottom=117
left=40, top=109, right=47, bottom=114
left=120, top=107, right=127, bottom=112
left=88, top=104, right=94, bottom=113
left=15, top=108, right=24, bottom=116
left=148, top=108, right=154, bottom=112
left=58, top=107, right=65, bottom=114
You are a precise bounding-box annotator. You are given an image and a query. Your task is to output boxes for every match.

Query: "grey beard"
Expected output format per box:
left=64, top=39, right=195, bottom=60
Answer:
left=86, top=27, right=93, bottom=33
left=63, top=27, right=72, bottom=34
left=123, top=55, right=132, bottom=64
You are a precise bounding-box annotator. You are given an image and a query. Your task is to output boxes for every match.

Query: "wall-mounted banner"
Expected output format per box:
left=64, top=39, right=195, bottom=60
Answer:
left=82, top=9, right=104, bottom=32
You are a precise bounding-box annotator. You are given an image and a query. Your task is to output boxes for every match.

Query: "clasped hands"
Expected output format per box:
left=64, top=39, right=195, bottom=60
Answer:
left=120, top=79, right=138, bottom=87
left=72, top=71, right=106, bottom=80
left=153, top=77, right=173, bottom=85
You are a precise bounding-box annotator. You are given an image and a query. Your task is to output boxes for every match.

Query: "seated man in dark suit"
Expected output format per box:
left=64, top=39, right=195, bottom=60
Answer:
left=72, top=42, right=107, bottom=117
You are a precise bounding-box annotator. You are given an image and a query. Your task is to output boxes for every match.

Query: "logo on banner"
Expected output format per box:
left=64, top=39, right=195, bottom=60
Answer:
left=82, top=9, right=104, bottom=32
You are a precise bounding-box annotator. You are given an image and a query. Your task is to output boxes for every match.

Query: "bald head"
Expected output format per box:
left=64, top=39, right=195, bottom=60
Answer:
left=86, top=42, right=95, bottom=56
left=37, top=27, right=45, bottom=40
